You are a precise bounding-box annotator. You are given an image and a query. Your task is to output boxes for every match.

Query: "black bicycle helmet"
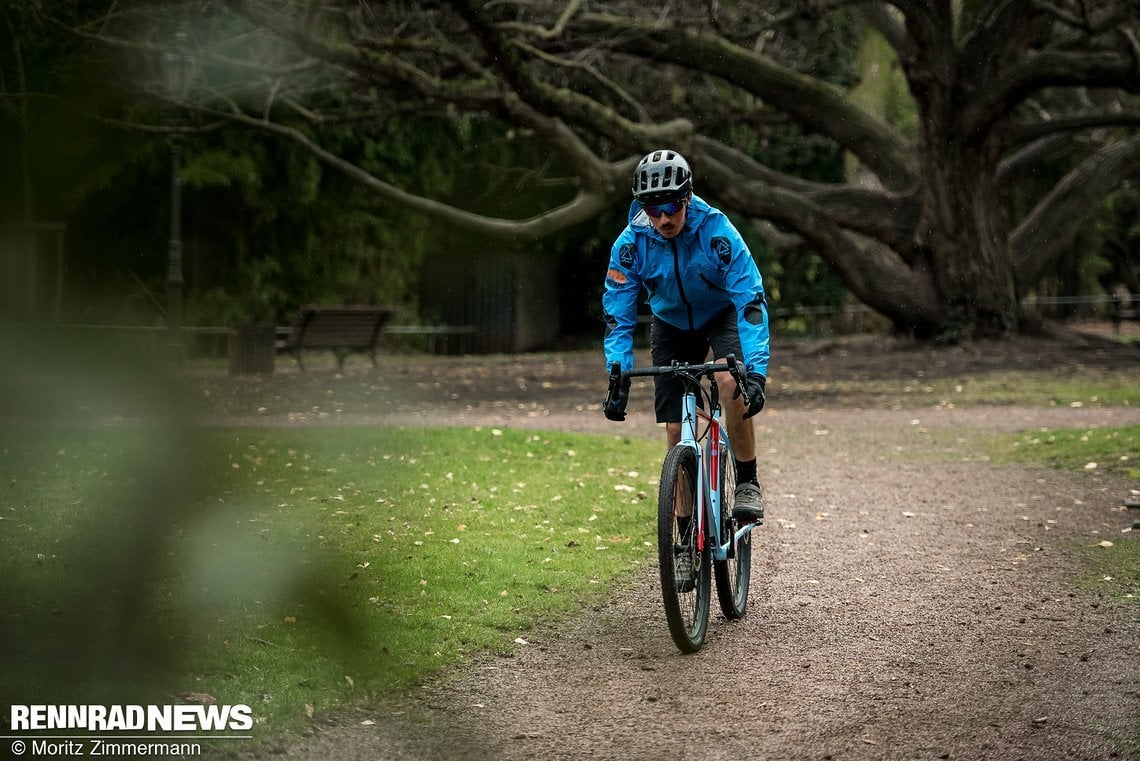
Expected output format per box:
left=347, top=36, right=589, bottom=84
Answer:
left=632, top=149, right=692, bottom=203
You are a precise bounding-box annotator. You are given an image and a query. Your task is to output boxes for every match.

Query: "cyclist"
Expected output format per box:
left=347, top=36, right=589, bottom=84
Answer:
left=602, top=148, right=770, bottom=523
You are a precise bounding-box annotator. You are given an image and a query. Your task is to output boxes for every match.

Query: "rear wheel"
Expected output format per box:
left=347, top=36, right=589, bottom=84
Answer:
left=658, top=445, right=710, bottom=653
left=714, top=441, right=751, bottom=619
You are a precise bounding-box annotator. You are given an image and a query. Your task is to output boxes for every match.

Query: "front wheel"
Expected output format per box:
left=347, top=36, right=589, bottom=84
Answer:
left=714, top=442, right=751, bottom=619
left=658, top=445, right=710, bottom=653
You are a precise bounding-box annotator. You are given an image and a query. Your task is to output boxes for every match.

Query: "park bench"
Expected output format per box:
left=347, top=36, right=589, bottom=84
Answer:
left=277, top=305, right=397, bottom=371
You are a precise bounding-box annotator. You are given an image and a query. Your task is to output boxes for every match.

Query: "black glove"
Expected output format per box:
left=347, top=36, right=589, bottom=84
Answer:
left=735, top=373, right=766, bottom=419
left=603, top=364, right=631, bottom=422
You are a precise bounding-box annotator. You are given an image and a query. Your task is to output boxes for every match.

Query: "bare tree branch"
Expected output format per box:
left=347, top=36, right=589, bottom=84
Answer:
left=961, top=48, right=1140, bottom=140
left=859, top=3, right=909, bottom=58
left=571, top=12, right=918, bottom=189
left=213, top=105, right=618, bottom=239
left=1012, top=132, right=1140, bottom=286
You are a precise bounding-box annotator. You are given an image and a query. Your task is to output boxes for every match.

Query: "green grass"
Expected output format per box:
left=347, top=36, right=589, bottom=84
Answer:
left=780, top=369, right=1139, bottom=408
left=986, top=424, right=1139, bottom=604
left=0, top=424, right=663, bottom=740
left=988, top=424, right=1140, bottom=480
left=1067, top=541, right=1140, bottom=603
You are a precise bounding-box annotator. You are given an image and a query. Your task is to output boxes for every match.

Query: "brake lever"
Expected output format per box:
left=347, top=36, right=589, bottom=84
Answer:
left=725, top=354, right=750, bottom=406
left=605, top=361, right=622, bottom=403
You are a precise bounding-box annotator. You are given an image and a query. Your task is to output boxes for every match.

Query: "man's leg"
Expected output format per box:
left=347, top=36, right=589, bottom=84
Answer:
left=717, top=370, right=755, bottom=461
left=715, top=367, right=764, bottom=522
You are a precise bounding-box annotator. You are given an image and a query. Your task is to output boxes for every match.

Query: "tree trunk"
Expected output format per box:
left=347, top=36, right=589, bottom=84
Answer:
left=914, top=111, right=1018, bottom=340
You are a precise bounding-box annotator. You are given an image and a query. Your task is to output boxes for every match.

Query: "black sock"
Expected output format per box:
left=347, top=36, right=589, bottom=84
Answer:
left=735, top=458, right=757, bottom=485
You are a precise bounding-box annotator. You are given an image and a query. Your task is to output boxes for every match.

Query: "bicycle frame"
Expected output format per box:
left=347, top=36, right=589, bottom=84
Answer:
left=676, top=376, right=754, bottom=563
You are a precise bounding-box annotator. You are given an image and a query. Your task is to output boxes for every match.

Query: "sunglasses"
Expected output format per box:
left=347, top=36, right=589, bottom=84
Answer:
left=640, top=199, right=686, bottom=218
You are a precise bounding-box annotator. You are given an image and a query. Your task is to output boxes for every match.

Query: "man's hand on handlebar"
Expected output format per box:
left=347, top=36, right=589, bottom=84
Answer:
left=603, top=362, right=631, bottom=422
left=735, top=372, right=766, bottom=419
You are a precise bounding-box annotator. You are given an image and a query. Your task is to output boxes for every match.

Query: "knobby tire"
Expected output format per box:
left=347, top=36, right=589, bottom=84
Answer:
left=658, top=445, right=710, bottom=653
left=713, top=441, right=751, bottom=619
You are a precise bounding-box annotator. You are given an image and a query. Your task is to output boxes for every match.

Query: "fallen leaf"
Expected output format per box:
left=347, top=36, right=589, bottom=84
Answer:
left=181, top=692, right=216, bottom=705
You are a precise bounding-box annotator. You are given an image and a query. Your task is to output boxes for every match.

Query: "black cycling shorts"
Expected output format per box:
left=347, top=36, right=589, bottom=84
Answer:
left=649, top=307, right=743, bottom=424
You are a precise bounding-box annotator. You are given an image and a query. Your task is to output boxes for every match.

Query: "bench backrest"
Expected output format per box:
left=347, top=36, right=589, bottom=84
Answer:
left=286, top=305, right=396, bottom=348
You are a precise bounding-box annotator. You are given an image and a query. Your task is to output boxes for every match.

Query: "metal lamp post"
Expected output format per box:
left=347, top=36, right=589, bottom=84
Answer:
left=161, top=30, right=195, bottom=352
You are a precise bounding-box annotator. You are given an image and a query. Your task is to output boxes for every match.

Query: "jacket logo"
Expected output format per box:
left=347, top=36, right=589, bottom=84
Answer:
left=619, top=243, right=635, bottom=266
left=711, top=237, right=731, bottom=264
left=606, top=268, right=628, bottom=285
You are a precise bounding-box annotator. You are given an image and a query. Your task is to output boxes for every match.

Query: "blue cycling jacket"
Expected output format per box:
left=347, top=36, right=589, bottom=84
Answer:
left=603, top=194, right=770, bottom=376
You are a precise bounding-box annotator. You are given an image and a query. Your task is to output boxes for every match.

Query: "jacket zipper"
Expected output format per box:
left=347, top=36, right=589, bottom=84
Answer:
left=671, top=239, right=695, bottom=330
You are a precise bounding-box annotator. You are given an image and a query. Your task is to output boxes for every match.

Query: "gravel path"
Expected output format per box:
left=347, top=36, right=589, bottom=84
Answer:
left=209, top=335, right=1138, bottom=761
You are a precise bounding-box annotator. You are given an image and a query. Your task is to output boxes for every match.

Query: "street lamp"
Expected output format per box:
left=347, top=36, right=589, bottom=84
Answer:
left=161, top=30, right=195, bottom=351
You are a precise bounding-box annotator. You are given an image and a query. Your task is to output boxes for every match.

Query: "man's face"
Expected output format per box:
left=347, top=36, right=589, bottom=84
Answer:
left=642, top=196, right=689, bottom=239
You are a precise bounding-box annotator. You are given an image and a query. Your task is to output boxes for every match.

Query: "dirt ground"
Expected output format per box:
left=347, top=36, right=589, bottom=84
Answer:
left=207, top=328, right=1140, bottom=761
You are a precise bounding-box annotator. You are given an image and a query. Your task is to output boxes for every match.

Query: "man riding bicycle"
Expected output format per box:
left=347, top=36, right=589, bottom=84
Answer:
left=602, top=149, right=770, bottom=523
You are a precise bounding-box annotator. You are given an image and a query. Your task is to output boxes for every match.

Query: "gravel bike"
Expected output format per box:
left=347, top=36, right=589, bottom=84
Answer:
left=606, top=355, right=756, bottom=653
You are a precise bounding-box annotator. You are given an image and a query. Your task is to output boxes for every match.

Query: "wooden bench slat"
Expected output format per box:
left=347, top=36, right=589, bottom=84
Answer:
left=278, top=305, right=396, bottom=371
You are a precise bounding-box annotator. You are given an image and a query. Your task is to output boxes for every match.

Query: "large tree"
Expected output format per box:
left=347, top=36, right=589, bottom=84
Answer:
left=85, top=1, right=1140, bottom=337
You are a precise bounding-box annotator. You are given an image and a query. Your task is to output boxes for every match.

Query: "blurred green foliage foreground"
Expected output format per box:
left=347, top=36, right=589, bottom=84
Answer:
left=0, top=327, right=662, bottom=739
